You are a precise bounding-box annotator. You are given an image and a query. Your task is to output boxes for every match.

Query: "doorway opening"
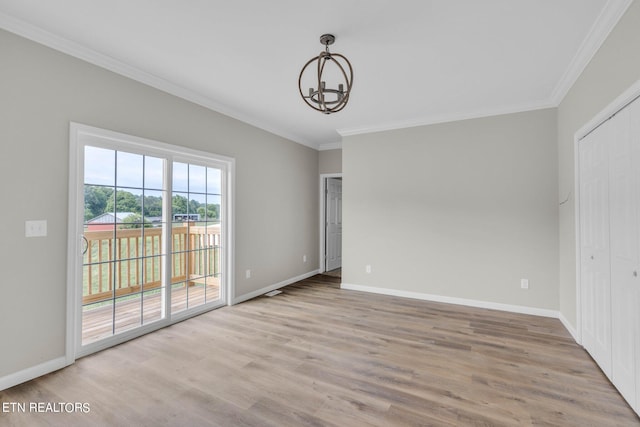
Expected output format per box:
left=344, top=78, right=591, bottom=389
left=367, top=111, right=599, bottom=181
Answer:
left=320, top=174, right=342, bottom=278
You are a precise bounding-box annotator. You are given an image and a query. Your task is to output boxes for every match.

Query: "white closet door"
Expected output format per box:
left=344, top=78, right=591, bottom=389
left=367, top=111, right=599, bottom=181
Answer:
left=579, top=120, right=612, bottom=378
left=630, top=100, right=640, bottom=413
left=608, top=105, right=638, bottom=406
left=627, top=100, right=640, bottom=415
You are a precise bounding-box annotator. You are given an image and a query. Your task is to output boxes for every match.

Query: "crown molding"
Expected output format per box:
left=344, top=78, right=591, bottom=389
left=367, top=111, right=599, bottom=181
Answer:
left=0, top=0, right=632, bottom=149
left=0, top=12, right=318, bottom=150
left=337, top=100, right=556, bottom=138
left=549, top=0, right=633, bottom=105
left=318, top=141, right=343, bottom=151
left=336, top=0, right=634, bottom=139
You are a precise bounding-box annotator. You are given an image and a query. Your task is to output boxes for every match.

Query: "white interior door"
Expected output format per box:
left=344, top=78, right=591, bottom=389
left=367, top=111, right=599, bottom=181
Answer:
left=608, top=106, right=638, bottom=407
left=579, top=120, right=612, bottom=378
left=625, top=100, right=640, bottom=414
left=326, top=178, right=342, bottom=271
left=634, top=102, right=640, bottom=413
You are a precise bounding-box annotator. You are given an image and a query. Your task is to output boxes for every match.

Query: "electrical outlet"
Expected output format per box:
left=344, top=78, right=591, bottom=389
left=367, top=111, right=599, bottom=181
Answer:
left=303, top=255, right=307, bottom=263
left=521, top=279, right=529, bottom=289
left=246, top=269, right=251, bottom=279
left=365, top=265, right=372, bottom=274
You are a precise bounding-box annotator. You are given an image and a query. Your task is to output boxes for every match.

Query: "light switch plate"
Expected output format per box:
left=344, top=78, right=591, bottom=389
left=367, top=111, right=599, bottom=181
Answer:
left=25, top=220, right=47, bottom=237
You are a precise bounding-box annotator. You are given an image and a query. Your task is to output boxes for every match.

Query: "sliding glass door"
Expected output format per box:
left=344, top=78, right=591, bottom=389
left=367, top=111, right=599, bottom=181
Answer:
left=170, top=162, right=223, bottom=313
left=70, top=124, right=232, bottom=356
left=82, top=147, right=169, bottom=345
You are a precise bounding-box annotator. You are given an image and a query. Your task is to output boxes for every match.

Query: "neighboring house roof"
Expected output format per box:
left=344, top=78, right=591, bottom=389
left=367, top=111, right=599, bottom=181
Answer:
left=87, top=212, right=137, bottom=224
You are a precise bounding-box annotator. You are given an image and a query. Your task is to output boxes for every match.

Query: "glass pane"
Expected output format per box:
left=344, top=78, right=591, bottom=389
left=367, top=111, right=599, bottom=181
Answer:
left=189, top=193, right=207, bottom=219
left=143, top=289, right=163, bottom=325
left=85, top=214, right=117, bottom=233
left=114, top=262, right=141, bottom=297
left=171, top=282, right=188, bottom=313
left=114, top=294, right=142, bottom=335
left=189, top=164, right=207, bottom=193
left=205, top=194, right=221, bottom=223
left=115, top=227, right=143, bottom=261
left=189, top=247, right=205, bottom=281
left=144, top=155, right=164, bottom=190
left=142, top=233, right=163, bottom=258
left=207, top=167, right=222, bottom=195
left=114, top=188, right=142, bottom=219
left=143, top=189, right=164, bottom=221
left=82, top=299, right=114, bottom=345
left=209, top=240, right=221, bottom=277
left=82, top=258, right=114, bottom=299
left=143, top=255, right=164, bottom=288
left=188, top=282, right=206, bottom=308
left=84, top=223, right=115, bottom=265
left=205, top=275, right=221, bottom=303
left=171, top=235, right=188, bottom=280
left=172, top=191, right=190, bottom=222
left=173, top=162, right=188, bottom=192
left=116, top=151, right=143, bottom=188
left=85, top=146, right=115, bottom=186
left=84, top=185, right=115, bottom=224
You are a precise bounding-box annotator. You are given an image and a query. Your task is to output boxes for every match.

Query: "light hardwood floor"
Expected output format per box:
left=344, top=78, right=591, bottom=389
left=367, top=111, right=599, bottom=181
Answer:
left=1, top=275, right=639, bottom=426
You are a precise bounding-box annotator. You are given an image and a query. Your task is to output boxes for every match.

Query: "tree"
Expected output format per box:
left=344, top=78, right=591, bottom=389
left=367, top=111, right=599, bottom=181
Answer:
left=197, top=204, right=220, bottom=220
left=172, top=194, right=219, bottom=221
left=121, top=213, right=151, bottom=229
left=188, top=199, right=200, bottom=216
left=84, top=185, right=114, bottom=220
left=105, top=190, right=140, bottom=214
left=172, top=194, right=188, bottom=215
left=143, top=195, right=163, bottom=217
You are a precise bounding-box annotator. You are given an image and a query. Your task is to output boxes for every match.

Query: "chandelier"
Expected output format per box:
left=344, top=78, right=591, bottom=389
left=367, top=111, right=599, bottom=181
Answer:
left=298, top=34, right=354, bottom=114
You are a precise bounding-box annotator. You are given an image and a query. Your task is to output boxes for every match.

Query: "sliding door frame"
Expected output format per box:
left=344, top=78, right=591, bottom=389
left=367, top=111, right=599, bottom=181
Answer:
left=66, top=122, right=234, bottom=363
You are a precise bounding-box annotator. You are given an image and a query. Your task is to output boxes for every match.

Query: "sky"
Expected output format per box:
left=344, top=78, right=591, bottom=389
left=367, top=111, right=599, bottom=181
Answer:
left=84, top=146, right=222, bottom=196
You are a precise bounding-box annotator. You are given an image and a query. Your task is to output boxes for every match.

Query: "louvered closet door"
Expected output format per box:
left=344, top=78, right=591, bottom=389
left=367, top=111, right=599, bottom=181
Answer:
left=579, top=119, right=613, bottom=378
left=608, top=105, right=638, bottom=408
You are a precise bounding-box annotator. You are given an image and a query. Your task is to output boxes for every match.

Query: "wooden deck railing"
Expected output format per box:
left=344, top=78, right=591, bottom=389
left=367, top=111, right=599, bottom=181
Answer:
left=82, top=223, right=221, bottom=305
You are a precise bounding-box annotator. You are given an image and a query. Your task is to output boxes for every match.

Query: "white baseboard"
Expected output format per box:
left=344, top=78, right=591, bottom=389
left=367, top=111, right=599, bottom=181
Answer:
left=233, top=270, right=320, bottom=304
left=0, top=356, right=68, bottom=391
left=558, top=312, right=579, bottom=343
left=340, top=282, right=560, bottom=319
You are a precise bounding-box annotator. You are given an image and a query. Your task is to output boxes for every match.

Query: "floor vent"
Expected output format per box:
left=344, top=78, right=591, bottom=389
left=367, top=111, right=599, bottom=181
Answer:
left=264, top=290, right=282, bottom=297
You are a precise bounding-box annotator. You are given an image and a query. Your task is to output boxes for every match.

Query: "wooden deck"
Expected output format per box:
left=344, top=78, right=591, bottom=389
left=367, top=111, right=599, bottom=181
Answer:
left=3, top=274, right=639, bottom=426
left=82, top=283, right=220, bottom=344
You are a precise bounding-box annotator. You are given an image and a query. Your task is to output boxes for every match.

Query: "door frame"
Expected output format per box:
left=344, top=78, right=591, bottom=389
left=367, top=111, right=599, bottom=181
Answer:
left=319, top=173, right=342, bottom=274
left=574, top=79, right=640, bottom=347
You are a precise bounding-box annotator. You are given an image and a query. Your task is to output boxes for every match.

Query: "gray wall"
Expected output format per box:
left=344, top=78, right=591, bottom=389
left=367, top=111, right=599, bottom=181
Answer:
left=0, top=30, right=318, bottom=378
left=319, top=149, right=342, bottom=174
left=343, top=109, right=559, bottom=309
left=558, top=1, right=640, bottom=328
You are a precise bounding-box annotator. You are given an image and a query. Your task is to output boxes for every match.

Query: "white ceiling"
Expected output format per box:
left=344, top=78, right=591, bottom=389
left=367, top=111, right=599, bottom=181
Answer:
left=0, top=1, right=632, bottom=149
